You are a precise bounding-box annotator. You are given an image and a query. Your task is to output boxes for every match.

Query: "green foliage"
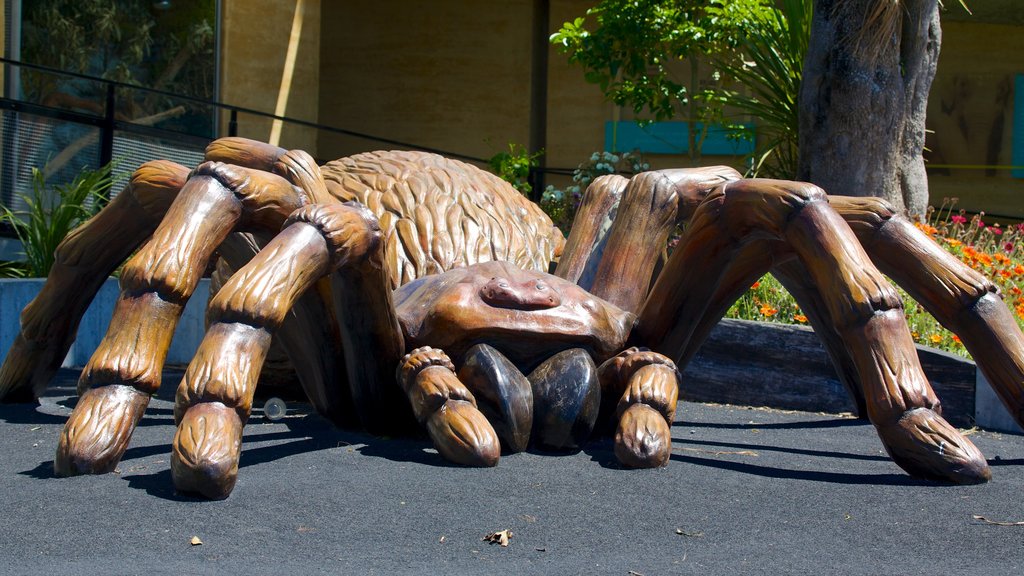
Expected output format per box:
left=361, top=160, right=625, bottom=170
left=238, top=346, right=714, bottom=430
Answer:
left=551, top=0, right=774, bottom=162
left=22, top=0, right=216, bottom=113
left=0, top=164, right=113, bottom=278
left=552, top=0, right=809, bottom=172
left=541, top=151, right=649, bottom=232
left=488, top=143, right=544, bottom=196
left=717, top=0, right=812, bottom=178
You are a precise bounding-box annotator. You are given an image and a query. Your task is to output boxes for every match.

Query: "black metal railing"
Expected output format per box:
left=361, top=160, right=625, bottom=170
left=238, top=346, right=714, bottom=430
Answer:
left=0, top=57, right=583, bottom=243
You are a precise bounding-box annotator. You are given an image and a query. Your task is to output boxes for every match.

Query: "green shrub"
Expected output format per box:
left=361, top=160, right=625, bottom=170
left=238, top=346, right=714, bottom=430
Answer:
left=0, top=163, right=113, bottom=277
left=541, top=150, right=649, bottom=232
left=488, top=143, right=543, bottom=197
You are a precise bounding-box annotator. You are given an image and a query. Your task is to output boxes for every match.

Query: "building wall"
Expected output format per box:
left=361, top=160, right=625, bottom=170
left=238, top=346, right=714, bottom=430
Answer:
left=220, top=0, right=321, bottom=152
left=314, top=0, right=735, bottom=185
left=925, top=20, right=1024, bottom=219
left=213, top=4, right=1024, bottom=218
left=317, top=0, right=534, bottom=163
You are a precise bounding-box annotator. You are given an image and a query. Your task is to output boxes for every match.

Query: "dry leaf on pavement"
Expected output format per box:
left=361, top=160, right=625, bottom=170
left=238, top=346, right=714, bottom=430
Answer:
left=483, top=529, right=513, bottom=547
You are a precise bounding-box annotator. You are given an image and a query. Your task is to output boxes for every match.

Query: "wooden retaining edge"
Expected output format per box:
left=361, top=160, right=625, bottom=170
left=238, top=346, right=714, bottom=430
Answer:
left=681, top=318, right=977, bottom=427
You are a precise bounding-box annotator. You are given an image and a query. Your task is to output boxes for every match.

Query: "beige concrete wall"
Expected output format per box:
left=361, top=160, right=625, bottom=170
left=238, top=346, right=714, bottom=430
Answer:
left=545, top=0, right=615, bottom=172
left=925, top=20, right=1024, bottom=218
left=317, top=0, right=534, bottom=164
left=220, top=0, right=321, bottom=153
left=313, top=0, right=738, bottom=188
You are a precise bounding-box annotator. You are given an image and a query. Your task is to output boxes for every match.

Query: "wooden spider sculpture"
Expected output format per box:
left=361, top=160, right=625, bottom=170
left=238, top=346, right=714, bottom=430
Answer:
left=2, top=137, right=1023, bottom=500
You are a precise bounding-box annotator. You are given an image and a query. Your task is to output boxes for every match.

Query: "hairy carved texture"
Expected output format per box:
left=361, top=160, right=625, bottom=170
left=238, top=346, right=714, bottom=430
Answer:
left=831, top=195, right=994, bottom=309
left=396, top=348, right=497, bottom=466
left=598, top=348, right=679, bottom=468
left=78, top=292, right=182, bottom=396
left=171, top=402, right=243, bottom=499
left=590, top=171, right=681, bottom=314
left=55, top=385, right=149, bottom=475
left=321, top=150, right=562, bottom=288
left=617, top=364, right=680, bottom=424
left=192, top=162, right=308, bottom=231
left=209, top=225, right=331, bottom=330
left=204, top=137, right=285, bottom=171
left=273, top=149, right=334, bottom=205
left=398, top=348, right=473, bottom=424
left=285, top=202, right=383, bottom=271
left=120, top=175, right=242, bottom=304
left=785, top=201, right=904, bottom=331
left=176, top=323, right=272, bottom=422
left=426, top=400, right=500, bottom=467
left=878, top=408, right=990, bottom=484
left=55, top=160, right=187, bottom=271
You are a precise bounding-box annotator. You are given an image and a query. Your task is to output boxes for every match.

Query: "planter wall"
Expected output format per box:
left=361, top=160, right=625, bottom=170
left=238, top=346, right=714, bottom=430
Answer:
left=0, top=278, right=210, bottom=369
left=1, top=280, right=1015, bottom=432
left=682, top=318, right=979, bottom=428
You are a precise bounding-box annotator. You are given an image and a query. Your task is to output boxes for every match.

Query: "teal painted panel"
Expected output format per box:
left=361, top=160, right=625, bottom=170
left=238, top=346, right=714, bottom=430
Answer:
left=1014, top=74, right=1024, bottom=179
left=604, top=121, right=754, bottom=155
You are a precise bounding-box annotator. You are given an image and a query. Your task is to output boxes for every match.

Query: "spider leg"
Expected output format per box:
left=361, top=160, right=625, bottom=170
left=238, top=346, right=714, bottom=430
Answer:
left=55, top=154, right=309, bottom=477
left=599, top=347, right=680, bottom=468
left=556, top=167, right=742, bottom=314
left=636, top=179, right=990, bottom=484
left=0, top=160, right=187, bottom=402
left=554, top=174, right=627, bottom=288
left=397, top=347, right=500, bottom=467
left=215, top=232, right=357, bottom=426
left=586, top=172, right=681, bottom=314
left=172, top=202, right=381, bottom=498
left=832, top=196, right=1024, bottom=430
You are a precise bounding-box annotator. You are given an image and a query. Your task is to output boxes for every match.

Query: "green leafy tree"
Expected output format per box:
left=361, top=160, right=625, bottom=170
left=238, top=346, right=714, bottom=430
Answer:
left=715, top=0, right=812, bottom=178
left=551, top=0, right=774, bottom=164
left=21, top=0, right=216, bottom=127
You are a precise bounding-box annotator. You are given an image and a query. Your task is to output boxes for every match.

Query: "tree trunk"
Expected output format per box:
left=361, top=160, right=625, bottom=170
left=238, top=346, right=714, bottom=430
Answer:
left=798, top=0, right=940, bottom=217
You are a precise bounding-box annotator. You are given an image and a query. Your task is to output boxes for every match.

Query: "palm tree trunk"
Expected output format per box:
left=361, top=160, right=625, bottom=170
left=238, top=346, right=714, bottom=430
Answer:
left=798, top=0, right=941, bottom=217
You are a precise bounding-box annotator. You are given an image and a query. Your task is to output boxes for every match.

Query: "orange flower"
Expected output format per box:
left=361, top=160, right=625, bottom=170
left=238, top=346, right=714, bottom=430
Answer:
left=794, top=314, right=808, bottom=323
left=751, top=281, right=761, bottom=290
left=759, top=304, right=778, bottom=317
left=1015, top=265, right=1024, bottom=276
left=929, top=334, right=942, bottom=344
left=1011, top=286, right=1022, bottom=296
left=1000, top=269, right=1013, bottom=280
left=952, top=334, right=962, bottom=345
left=911, top=331, right=920, bottom=340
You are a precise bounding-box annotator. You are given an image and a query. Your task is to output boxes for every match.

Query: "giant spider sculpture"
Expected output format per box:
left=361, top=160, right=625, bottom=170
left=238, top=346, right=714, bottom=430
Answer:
left=2, top=137, right=1022, bottom=499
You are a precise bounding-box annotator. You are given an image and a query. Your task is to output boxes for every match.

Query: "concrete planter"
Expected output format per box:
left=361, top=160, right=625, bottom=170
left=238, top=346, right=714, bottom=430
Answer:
left=683, top=318, right=999, bottom=430
left=1, top=281, right=1017, bottom=434
left=976, top=370, right=1024, bottom=434
left=0, top=277, right=210, bottom=369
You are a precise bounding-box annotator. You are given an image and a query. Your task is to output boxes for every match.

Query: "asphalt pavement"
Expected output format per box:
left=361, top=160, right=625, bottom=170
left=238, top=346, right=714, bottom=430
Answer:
left=1, top=368, right=1023, bottom=575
